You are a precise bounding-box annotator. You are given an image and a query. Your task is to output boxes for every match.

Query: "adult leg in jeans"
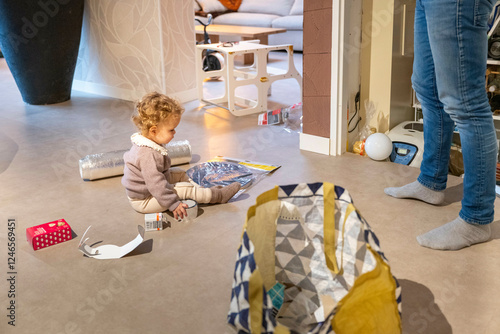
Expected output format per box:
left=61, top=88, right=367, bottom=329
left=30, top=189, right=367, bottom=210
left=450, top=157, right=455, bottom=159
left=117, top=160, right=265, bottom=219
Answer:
left=385, top=0, right=451, bottom=205
left=389, top=0, right=496, bottom=250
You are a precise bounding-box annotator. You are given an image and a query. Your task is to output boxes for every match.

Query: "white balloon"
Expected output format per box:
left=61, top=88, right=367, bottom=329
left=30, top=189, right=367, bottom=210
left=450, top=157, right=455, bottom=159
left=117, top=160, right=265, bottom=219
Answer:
left=365, top=133, right=393, bottom=161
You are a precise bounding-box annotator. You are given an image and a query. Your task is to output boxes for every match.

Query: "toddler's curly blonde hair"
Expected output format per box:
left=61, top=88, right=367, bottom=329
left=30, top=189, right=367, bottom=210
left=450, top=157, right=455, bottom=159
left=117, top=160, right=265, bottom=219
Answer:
left=132, top=92, right=184, bottom=136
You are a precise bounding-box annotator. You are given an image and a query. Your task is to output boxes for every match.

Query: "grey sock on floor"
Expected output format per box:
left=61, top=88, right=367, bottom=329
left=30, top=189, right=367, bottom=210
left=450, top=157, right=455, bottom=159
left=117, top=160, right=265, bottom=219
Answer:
left=384, top=180, right=445, bottom=205
left=417, top=217, right=491, bottom=250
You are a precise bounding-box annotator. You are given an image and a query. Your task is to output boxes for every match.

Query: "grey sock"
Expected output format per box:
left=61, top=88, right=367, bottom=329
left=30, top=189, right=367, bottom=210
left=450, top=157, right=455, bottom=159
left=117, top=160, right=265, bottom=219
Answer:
left=384, top=180, right=445, bottom=205
left=417, top=217, right=491, bottom=250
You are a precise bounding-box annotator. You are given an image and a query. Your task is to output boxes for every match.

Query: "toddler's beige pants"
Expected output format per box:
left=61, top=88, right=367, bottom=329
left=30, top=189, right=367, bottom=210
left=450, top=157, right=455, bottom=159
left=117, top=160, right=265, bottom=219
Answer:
left=128, top=167, right=212, bottom=214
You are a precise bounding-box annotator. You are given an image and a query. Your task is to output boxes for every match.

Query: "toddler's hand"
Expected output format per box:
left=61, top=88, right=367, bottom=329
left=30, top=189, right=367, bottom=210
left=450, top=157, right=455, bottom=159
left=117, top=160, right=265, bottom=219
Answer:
left=172, top=202, right=189, bottom=220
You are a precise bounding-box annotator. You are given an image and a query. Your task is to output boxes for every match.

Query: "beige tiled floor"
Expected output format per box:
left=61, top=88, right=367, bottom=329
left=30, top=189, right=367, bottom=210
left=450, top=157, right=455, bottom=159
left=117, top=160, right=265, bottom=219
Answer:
left=1, top=54, right=500, bottom=334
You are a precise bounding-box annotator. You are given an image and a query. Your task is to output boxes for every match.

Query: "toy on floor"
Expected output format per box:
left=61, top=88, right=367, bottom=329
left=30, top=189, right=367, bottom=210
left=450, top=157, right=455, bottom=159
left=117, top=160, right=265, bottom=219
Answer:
left=364, top=133, right=393, bottom=161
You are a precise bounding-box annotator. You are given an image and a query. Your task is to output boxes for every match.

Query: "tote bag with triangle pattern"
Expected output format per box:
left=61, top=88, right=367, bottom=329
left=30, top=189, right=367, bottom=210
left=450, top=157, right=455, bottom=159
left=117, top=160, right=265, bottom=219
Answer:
left=227, top=182, right=402, bottom=334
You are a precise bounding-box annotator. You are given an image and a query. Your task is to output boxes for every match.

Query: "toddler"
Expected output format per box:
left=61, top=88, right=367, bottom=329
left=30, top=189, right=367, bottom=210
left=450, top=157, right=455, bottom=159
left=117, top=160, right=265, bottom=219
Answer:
left=122, top=92, right=241, bottom=219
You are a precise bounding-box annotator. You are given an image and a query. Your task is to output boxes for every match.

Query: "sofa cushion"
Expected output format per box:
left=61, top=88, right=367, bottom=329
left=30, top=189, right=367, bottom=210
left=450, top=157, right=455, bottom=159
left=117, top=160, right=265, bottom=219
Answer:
left=269, top=30, right=303, bottom=51
left=238, top=0, right=294, bottom=17
left=214, top=12, right=279, bottom=27
left=271, top=15, right=303, bottom=30
left=197, top=0, right=227, bottom=13
left=290, top=0, right=303, bottom=16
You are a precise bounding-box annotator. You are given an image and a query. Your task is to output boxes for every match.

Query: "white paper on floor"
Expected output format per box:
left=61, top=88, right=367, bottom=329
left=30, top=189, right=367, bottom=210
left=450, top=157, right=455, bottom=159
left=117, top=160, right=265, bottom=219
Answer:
left=78, top=225, right=145, bottom=260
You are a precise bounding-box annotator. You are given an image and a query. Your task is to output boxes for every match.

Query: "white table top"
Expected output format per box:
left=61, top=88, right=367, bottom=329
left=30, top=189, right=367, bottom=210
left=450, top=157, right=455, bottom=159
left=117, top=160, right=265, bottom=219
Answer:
left=196, top=41, right=292, bottom=53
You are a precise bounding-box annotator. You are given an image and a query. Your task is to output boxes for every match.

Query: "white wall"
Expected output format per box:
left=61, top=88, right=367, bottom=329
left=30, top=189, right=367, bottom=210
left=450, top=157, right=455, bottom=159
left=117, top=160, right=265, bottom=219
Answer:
left=360, top=0, right=396, bottom=133
left=344, top=0, right=363, bottom=152
left=73, top=0, right=197, bottom=103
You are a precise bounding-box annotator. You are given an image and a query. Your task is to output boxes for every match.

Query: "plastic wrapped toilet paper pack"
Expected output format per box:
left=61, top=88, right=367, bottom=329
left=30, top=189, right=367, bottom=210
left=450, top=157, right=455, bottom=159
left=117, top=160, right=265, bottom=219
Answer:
left=79, top=140, right=192, bottom=181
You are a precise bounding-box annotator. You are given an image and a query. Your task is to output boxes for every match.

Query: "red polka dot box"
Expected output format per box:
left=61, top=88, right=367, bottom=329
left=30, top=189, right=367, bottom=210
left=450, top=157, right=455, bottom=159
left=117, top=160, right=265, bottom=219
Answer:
left=26, top=219, right=72, bottom=251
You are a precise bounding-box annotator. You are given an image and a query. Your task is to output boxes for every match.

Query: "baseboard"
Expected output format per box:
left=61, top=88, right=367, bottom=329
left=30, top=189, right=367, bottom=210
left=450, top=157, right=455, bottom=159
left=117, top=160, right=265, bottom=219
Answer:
left=173, top=88, right=198, bottom=104
left=72, top=80, right=198, bottom=103
left=72, top=80, right=143, bottom=101
left=299, top=133, right=330, bottom=155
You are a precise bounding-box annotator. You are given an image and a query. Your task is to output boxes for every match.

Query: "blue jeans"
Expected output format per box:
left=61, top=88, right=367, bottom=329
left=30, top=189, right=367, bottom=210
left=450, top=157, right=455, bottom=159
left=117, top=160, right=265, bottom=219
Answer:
left=412, top=0, right=497, bottom=224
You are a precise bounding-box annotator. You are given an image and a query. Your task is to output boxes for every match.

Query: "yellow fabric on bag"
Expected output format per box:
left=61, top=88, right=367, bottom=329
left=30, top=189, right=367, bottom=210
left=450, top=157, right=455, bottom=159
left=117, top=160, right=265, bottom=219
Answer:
left=323, top=182, right=341, bottom=274
left=249, top=269, right=264, bottom=333
left=324, top=181, right=357, bottom=276
left=337, top=203, right=356, bottom=275
left=332, top=245, right=402, bottom=334
left=245, top=186, right=294, bottom=334
left=244, top=186, right=281, bottom=290
left=274, top=325, right=291, bottom=334
left=244, top=185, right=279, bottom=231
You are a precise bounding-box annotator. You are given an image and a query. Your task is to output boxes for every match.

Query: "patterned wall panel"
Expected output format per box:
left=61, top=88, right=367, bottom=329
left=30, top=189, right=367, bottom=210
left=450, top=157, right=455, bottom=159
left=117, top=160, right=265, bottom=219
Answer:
left=160, top=1, right=197, bottom=100
left=74, top=0, right=197, bottom=102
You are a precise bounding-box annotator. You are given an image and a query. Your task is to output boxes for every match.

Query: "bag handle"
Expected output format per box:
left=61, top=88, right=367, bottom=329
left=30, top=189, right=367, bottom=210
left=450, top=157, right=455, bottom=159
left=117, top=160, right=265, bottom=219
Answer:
left=323, top=182, right=356, bottom=276
left=249, top=269, right=264, bottom=333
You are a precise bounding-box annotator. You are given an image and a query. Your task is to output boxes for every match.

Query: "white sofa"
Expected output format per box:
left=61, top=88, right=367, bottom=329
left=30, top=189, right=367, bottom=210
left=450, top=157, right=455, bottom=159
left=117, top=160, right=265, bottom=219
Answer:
left=195, top=0, right=303, bottom=51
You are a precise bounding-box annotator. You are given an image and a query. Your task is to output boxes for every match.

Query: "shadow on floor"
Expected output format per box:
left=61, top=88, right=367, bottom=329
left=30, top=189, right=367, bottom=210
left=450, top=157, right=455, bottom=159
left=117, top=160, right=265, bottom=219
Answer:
left=400, top=279, right=452, bottom=334
left=0, top=132, right=18, bottom=174
left=230, top=193, right=250, bottom=202
left=124, top=238, right=153, bottom=257
left=190, top=154, right=201, bottom=164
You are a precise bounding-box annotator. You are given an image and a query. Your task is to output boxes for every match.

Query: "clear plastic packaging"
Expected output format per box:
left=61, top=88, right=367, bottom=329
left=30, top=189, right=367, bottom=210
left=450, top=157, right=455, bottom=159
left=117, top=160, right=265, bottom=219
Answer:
left=282, top=102, right=302, bottom=133
left=359, top=100, right=377, bottom=141
left=186, top=156, right=281, bottom=199
left=257, top=102, right=303, bottom=134
left=186, top=161, right=254, bottom=189
left=352, top=101, right=377, bottom=155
